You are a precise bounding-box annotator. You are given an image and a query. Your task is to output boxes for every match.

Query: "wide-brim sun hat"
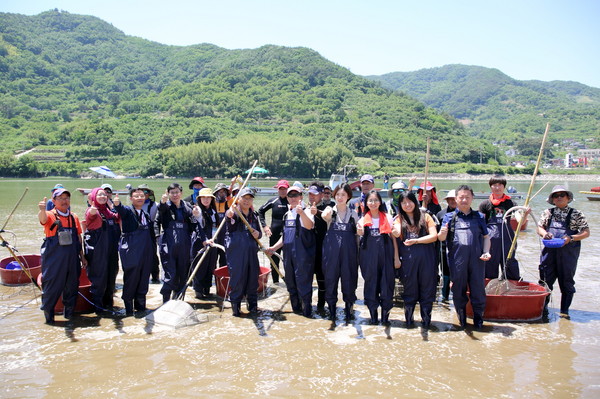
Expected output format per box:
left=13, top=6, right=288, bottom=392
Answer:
left=197, top=187, right=215, bottom=199
left=547, top=185, right=573, bottom=204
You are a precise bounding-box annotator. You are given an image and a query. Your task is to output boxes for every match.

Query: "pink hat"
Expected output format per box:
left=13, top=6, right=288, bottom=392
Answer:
left=274, top=179, right=290, bottom=189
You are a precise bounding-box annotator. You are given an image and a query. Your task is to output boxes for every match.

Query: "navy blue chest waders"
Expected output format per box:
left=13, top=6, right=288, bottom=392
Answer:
left=85, top=217, right=119, bottom=310
left=40, top=225, right=81, bottom=320
left=397, top=227, right=437, bottom=326
left=322, top=220, right=358, bottom=313
left=283, top=217, right=316, bottom=316
left=160, top=220, right=192, bottom=300
left=485, top=210, right=520, bottom=280
left=359, top=228, right=395, bottom=323
left=191, top=213, right=219, bottom=296
left=215, top=207, right=228, bottom=267
left=313, top=211, right=328, bottom=308
left=225, top=226, right=260, bottom=310
left=104, top=218, right=121, bottom=308
left=539, top=209, right=581, bottom=314
left=447, top=215, right=486, bottom=326
left=119, top=223, right=154, bottom=312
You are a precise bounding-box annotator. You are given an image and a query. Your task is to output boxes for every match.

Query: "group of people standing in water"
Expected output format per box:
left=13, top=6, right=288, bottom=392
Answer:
left=38, top=174, right=589, bottom=329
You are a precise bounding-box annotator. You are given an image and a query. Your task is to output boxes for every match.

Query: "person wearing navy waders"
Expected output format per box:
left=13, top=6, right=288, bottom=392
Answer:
left=356, top=190, right=399, bottom=325
left=38, top=189, right=86, bottom=324
left=258, top=179, right=290, bottom=283
left=438, top=185, right=491, bottom=329
left=157, top=183, right=196, bottom=303
left=268, top=185, right=316, bottom=318
left=213, top=183, right=231, bottom=268
left=321, top=183, right=359, bottom=321
left=478, top=176, right=527, bottom=280
left=537, top=185, right=589, bottom=317
left=136, top=184, right=161, bottom=284
left=225, top=188, right=262, bottom=316
left=349, top=174, right=375, bottom=218
left=392, top=191, right=438, bottom=328
left=308, top=181, right=328, bottom=311
left=436, top=190, right=457, bottom=302
left=113, top=189, right=155, bottom=315
left=191, top=188, right=220, bottom=299
left=84, top=187, right=121, bottom=313
left=99, top=184, right=123, bottom=300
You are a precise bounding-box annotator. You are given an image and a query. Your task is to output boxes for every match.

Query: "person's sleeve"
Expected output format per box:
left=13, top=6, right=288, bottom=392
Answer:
left=425, top=213, right=436, bottom=229
left=257, top=198, right=276, bottom=227
left=478, top=214, right=489, bottom=236
left=571, top=209, right=589, bottom=232
left=441, top=212, right=453, bottom=226
left=537, top=209, right=550, bottom=228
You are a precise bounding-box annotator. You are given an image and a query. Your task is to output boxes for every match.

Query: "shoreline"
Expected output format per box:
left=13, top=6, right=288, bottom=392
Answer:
left=388, top=173, right=600, bottom=182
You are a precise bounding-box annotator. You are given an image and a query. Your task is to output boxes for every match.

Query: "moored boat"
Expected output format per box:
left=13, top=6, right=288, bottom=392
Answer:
left=467, top=278, right=550, bottom=322
left=76, top=188, right=130, bottom=196
left=579, top=188, right=600, bottom=201
left=0, top=254, right=42, bottom=285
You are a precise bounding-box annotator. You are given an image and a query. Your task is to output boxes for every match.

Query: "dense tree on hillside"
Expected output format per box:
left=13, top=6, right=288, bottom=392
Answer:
left=368, top=64, right=600, bottom=146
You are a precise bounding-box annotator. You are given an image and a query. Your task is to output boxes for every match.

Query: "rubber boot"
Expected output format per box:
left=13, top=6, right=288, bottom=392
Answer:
left=162, top=293, right=170, bottom=304
left=317, top=287, right=326, bottom=311
left=441, top=276, right=450, bottom=301
left=231, top=302, right=241, bottom=317
left=44, top=310, right=55, bottom=325
left=456, top=308, right=467, bottom=328
left=290, top=294, right=302, bottom=314
left=344, top=302, right=354, bottom=321
left=328, top=302, right=337, bottom=321
left=63, top=307, right=74, bottom=320
left=247, top=300, right=258, bottom=314
left=124, top=301, right=134, bottom=316
left=560, top=292, right=574, bottom=315
left=369, top=307, right=378, bottom=325
left=473, top=312, right=484, bottom=330
left=420, top=304, right=432, bottom=328
left=302, top=299, right=312, bottom=318
left=382, top=309, right=391, bottom=326
left=404, top=305, right=415, bottom=327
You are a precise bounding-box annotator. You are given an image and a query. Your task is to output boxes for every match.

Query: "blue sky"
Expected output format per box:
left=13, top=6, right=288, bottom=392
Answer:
left=3, top=0, right=599, bottom=88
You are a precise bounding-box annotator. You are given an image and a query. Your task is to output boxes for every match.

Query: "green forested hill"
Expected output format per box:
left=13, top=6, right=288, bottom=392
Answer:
left=366, top=65, right=600, bottom=147
left=0, top=11, right=541, bottom=178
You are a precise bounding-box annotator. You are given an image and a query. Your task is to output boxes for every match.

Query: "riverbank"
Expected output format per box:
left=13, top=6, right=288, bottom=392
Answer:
left=388, top=173, right=600, bottom=182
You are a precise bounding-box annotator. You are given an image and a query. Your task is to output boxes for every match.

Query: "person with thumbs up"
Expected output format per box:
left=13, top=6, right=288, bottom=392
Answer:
left=113, top=188, right=156, bottom=315
left=38, top=188, right=86, bottom=324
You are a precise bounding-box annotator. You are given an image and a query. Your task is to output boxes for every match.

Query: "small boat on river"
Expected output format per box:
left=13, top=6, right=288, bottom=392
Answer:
left=579, top=186, right=600, bottom=201
left=76, top=188, right=130, bottom=196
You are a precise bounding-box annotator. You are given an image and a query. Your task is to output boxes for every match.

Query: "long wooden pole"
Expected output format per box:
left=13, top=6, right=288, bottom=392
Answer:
left=1, top=188, right=28, bottom=232
left=423, top=137, right=431, bottom=206
left=506, top=123, right=550, bottom=260
left=178, top=160, right=258, bottom=299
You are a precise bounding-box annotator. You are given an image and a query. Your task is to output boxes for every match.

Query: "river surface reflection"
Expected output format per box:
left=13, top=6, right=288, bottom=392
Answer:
left=1, top=177, right=599, bottom=398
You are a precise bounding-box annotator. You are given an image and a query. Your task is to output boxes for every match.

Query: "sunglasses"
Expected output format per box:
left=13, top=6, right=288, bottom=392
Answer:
left=287, top=193, right=301, bottom=198
left=552, top=192, right=567, bottom=199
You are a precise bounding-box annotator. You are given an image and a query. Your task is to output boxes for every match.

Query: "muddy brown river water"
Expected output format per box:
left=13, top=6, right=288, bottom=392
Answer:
left=1, top=178, right=599, bottom=398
